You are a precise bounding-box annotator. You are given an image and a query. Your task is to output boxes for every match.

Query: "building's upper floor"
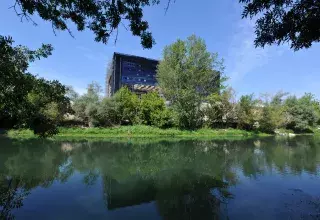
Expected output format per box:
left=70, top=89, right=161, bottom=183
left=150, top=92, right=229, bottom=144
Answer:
left=107, top=52, right=159, bottom=97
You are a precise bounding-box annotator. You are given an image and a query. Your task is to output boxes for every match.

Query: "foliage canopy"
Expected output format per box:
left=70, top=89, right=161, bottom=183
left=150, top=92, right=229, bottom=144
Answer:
left=10, top=0, right=160, bottom=48
left=240, top=0, right=320, bottom=50
left=7, top=1, right=320, bottom=50
left=157, top=35, right=224, bottom=129
left=0, top=36, right=71, bottom=137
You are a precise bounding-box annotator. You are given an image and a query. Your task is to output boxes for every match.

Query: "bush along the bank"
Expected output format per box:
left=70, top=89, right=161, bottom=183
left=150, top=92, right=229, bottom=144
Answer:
left=69, top=82, right=320, bottom=135
left=71, top=85, right=177, bottom=129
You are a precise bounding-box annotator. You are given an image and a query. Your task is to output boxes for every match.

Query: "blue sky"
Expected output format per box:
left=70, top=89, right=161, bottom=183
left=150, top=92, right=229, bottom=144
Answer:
left=1, top=0, right=320, bottom=98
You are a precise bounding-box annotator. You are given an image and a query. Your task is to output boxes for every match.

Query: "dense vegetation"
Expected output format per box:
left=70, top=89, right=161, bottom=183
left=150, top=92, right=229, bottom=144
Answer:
left=69, top=82, right=320, bottom=135
left=68, top=36, right=320, bottom=136
left=70, top=85, right=176, bottom=129
left=1, top=35, right=320, bottom=137
left=0, top=36, right=72, bottom=137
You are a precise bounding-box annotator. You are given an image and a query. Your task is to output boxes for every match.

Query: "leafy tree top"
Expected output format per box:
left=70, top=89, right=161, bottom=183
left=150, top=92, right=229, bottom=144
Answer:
left=157, top=35, right=224, bottom=103
left=0, top=36, right=53, bottom=73
left=11, top=0, right=160, bottom=48
left=240, top=0, right=320, bottom=50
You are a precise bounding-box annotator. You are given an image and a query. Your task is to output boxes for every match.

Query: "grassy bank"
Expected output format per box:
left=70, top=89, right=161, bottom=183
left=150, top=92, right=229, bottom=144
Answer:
left=6, top=125, right=270, bottom=139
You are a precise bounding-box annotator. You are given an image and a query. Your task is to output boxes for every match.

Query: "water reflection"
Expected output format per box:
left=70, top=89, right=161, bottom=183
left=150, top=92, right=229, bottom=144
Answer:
left=103, top=170, right=230, bottom=220
left=0, top=177, right=29, bottom=219
left=0, top=136, right=320, bottom=219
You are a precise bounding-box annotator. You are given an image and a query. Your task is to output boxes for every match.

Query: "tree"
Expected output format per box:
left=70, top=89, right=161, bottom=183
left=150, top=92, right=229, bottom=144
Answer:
left=27, top=78, right=72, bottom=137
left=314, top=101, right=320, bottom=126
left=237, top=94, right=259, bottom=130
left=284, top=93, right=319, bottom=132
left=267, top=91, right=288, bottom=130
left=252, top=91, right=288, bottom=133
left=270, top=91, right=289, bottom=106
left=240, top=0, right=320, bottom=50
left=97, top=97, right=119, bottom=127
left=72, top=82, right=102, bottom=127
left=157, top=35, right=224, bottom=129
left=140, top=92, right=166, bottom=125
left=259, top=106, right=276, bottom=133
left=0, top=36, right=72, bottom=137
left=9, top=0, right=161, bottom=49
left=205, top=88, right=237, bottom=128
left=113, top=87, right=141, bottom=125
left=0, top=36, right=53, bottom=127
left=66, top=86, right=79, bottom=102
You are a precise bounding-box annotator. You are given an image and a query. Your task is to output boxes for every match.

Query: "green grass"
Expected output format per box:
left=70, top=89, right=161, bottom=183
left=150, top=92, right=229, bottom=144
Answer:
left=7, top=129, right=34, bottom=137
left=7, top=125, right=270, bottom=139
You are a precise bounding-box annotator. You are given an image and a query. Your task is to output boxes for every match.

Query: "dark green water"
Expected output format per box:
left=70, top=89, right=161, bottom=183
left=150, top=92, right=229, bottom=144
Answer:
left=1, top=136, right=320, bottom=220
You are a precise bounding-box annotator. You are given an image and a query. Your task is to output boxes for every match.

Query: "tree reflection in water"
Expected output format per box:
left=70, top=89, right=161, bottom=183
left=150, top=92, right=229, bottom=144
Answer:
left=0, top=177, right=29, bottom=220
left=0, top=136, right=319, bottom=219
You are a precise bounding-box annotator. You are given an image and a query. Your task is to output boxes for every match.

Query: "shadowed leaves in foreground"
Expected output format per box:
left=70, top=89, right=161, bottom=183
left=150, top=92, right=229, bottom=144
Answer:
left=240, top=0, right=320, bottom=50
left=10, top=0, right=161, bottom=48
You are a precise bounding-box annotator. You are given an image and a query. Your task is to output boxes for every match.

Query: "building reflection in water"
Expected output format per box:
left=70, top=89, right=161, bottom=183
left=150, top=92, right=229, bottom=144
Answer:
left=103, top=169, right=232, bottom=219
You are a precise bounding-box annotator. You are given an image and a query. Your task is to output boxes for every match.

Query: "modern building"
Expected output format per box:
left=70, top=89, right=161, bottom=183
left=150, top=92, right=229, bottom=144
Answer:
left=106, top=52, right=159, bottom=97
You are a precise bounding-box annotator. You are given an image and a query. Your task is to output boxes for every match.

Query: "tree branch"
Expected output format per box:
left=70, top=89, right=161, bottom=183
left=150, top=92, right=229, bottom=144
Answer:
left=11, top=0, right=37, bottom=26
left=165, top=0, right=175, bottom=15
left=114, top=28, right=119, bottom=45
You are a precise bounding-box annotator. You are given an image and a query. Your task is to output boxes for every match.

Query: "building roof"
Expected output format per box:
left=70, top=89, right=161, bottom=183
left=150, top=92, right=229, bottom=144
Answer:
left=113, top=52, right=159, bottom=63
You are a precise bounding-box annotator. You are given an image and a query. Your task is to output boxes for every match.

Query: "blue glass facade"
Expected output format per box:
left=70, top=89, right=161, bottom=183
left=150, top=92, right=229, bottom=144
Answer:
left=121, top=60, right=157, bottom=86
left=107, top=53, right=159, bottom=96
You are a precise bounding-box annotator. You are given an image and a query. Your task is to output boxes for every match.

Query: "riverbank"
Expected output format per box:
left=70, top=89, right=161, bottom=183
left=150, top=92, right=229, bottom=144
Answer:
left=6, top=125, right=271, bottom=139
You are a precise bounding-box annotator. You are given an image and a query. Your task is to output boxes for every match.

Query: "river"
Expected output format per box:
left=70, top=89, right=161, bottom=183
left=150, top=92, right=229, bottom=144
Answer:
left=0, top=136, right=320, bottom=219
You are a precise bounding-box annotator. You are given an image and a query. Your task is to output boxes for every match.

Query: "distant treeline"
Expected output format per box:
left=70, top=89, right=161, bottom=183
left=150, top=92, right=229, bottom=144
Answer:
left=68, top=83, right=320, bottom=135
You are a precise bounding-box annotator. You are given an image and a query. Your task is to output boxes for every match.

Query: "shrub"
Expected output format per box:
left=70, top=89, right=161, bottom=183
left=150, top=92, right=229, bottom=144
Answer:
left=151, top=108, right=177, bottom=129
left=95, top=98, right=118, bottom=126
left=140, top=92, right=166, bottom=125
left=113, top=87, right=141, bottom=125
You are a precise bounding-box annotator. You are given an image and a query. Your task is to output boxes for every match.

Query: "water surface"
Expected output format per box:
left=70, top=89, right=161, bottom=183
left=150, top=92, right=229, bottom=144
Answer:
left=1, top=136, right=320, bottom=219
